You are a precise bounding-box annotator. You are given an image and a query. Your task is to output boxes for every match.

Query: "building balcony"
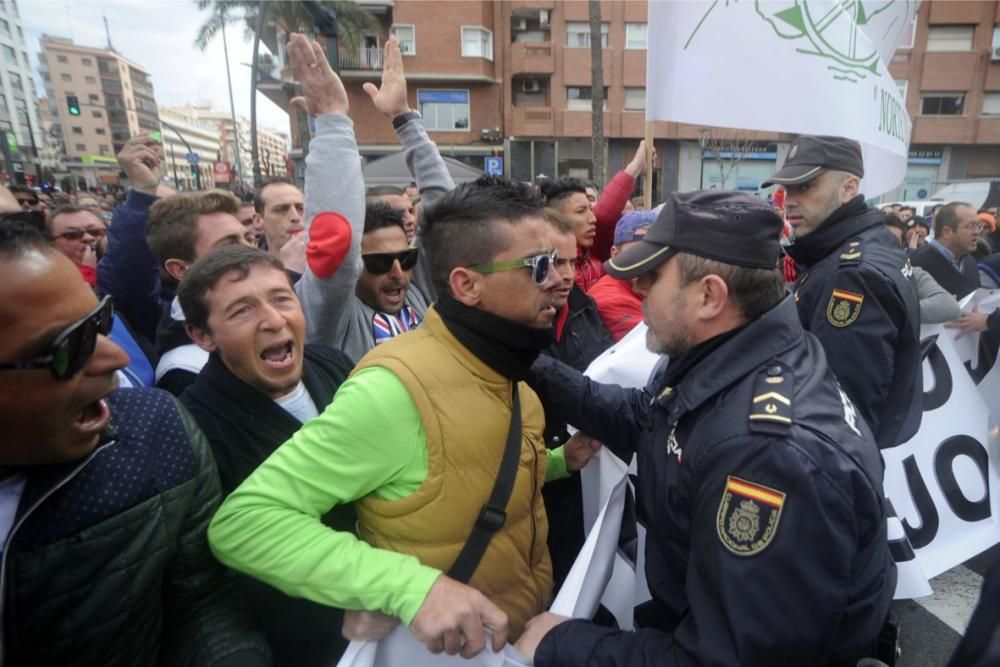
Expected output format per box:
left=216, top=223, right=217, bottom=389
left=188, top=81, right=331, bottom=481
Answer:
left=339, top=47, right=383, bottom=73
left=912, top=115, right=975, bottom=144
left=510, top=42, right=554, bottom=75
left=511, top=107, right=554, bottom=137
left=977, top=116, right=1000, bottom=143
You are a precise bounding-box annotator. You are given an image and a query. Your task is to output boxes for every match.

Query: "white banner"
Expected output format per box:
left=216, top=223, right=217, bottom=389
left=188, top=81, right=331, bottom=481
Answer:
left=646, top=0, right=918, bottom=197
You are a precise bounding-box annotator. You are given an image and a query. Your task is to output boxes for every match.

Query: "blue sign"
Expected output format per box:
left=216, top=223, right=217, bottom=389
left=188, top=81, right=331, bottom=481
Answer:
left=484, top=156, right=503, bottom=176
left=417, top=90, right=470, bottom=104
left=186, top=152, right=200, bottom=165
left=917, top=188, right=928, bottom=199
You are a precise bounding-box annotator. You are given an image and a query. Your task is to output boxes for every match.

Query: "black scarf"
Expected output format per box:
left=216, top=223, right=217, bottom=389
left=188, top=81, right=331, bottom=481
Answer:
left=662, top=322, right=749, bottom=388
left=436, top=295, right=554, bottom=380
left=785, top=195, right=882, bottom=267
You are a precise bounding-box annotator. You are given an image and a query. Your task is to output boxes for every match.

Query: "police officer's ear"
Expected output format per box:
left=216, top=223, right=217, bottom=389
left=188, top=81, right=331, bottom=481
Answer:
left=839, top=173, right=861, bottom=202
left=694, top=273, right=730, bottom=321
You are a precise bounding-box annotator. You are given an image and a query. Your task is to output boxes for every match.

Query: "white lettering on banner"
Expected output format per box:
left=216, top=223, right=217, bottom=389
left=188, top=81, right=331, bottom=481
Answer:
left=646, top=1, right=916, bottom=197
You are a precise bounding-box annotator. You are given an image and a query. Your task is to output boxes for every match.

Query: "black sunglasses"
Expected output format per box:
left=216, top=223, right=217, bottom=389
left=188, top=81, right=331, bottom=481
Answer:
left=361, top=248, right=419, bottom=275
left=0, top=296, right=114, bottom=380
left=54, top=227, right=107, bottom=241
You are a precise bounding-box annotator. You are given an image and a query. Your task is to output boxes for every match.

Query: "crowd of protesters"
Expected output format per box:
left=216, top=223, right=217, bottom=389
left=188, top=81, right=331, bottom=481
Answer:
left=3, top=31, right=1000, bottom=667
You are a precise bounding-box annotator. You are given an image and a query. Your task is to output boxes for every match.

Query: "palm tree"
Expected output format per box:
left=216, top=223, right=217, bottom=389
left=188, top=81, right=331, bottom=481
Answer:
left=193, top=0, right=379, bottom=53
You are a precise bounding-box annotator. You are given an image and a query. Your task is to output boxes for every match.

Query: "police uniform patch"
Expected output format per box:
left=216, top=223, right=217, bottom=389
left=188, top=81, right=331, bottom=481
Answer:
left=717, top=476, right=785, bottom=556
left=826, top=289, right=864, bottom=327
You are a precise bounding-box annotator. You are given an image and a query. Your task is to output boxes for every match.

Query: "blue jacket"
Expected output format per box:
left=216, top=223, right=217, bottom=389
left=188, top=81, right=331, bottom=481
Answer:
left=97, top=190, right=169, bottom=342
left=528, top=298, right=894, bottom=667
left=3, top=388, right=268, bottom=666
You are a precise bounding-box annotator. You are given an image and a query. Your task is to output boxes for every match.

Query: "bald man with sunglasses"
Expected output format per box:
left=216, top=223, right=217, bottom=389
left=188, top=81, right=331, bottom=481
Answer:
left=0, top=221, right=268, bottom=666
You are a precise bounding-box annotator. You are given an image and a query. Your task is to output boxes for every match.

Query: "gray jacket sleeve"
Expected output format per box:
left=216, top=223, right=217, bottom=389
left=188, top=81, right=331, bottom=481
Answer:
left=912, top=265, right=961, bottom=324
left=295, top=113, right=366, bottom=347
left=395, top=116, right=454, bottom=302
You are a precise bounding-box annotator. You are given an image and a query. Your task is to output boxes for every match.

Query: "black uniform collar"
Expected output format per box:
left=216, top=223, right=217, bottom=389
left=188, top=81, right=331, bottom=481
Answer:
left=785, top=196, right=883, bottom=267
left=653, top=298, right=803, bottom=417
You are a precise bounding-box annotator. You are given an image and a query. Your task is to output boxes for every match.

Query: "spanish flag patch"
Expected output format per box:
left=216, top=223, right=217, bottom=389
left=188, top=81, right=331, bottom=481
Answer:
left=826, top=288, right=864, bottom=327
left=717, top=476, right=786, bottom=556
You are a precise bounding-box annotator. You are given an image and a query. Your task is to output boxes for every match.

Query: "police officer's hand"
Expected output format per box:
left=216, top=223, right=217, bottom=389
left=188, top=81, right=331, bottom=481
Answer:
left=410, top=574, right=508, bottom=658
left=564, top=432, right=602, bottom=472
left=342, top=610, right=399, bottom=641
left=513, top=612, right=569, bottom=661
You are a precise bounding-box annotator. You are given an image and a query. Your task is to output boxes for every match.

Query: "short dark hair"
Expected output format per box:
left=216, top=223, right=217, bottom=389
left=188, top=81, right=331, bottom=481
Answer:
left=364, top=201, right=406, bottom=236
left=933, top=201, right=973, bottom=238
left=899, top=206, right=915, bottom=214
left=147, top=190, right=241, bottom=268
left=539, top=177, right=588, bottom=207
left=542, top=207, right=574, bottom=235
left=47, top=204, right=103, bottom=234
left=0, top=219, right=52, bottom=258
left=420, top=176, right=544, bottom=296
left=366, top=185, right=404, bottom=198
left=178, top=244, right=289, bottom=332
left=884, top=213, right=906, bottom=234
left=675, top=252, right=785, bottom=321
left=253, top=177, right=297, bottom=214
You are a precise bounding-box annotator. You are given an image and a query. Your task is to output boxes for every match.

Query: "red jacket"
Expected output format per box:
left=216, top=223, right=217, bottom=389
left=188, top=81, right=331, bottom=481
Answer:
left=574, top=170, right=636, bottom=293
left=588, top=272, right=643, bottom=342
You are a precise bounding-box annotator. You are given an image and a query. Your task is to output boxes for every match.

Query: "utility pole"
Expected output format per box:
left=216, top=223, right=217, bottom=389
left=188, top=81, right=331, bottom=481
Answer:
left=219, top=8, right=245, bottom=188
left=250, top=1, right=269, bottom=184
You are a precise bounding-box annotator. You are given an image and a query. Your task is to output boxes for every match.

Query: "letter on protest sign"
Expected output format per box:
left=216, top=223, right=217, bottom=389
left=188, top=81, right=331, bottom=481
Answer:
left=646, top=1, right=915, bottom=196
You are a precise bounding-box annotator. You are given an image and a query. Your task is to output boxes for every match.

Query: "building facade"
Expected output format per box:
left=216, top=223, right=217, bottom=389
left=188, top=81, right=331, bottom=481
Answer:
left=158, top=106, right=221, bottom=191
left=38, top=34, right=160, bottom=187
left=0, top=0, right=42, bottom=184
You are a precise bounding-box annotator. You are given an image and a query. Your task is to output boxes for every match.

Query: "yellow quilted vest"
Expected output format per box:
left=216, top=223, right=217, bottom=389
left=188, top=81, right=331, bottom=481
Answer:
left=353, top=306, right=553, bottom=639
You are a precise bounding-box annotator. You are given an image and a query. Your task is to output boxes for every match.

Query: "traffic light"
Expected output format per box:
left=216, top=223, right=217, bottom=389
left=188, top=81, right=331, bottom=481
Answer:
left=66, top=95, right=81, bottom=116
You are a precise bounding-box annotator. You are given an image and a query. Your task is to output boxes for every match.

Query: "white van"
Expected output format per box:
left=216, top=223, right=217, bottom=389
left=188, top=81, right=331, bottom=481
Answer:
left=930, top=181, right=994, bottom=209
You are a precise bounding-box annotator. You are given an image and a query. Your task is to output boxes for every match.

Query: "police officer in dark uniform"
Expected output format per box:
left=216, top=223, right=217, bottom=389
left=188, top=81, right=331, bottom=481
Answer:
left=513, top=190, right=895, bottom=667
left=765, top=136, right=922, bottom=449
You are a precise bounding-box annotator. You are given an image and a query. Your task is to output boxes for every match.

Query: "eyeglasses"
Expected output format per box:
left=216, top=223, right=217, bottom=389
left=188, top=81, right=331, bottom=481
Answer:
left=468, top=249, right=557, bottom=286
left=16, top=198, right=39, bottom=206
left=0, top=296, right=114, bottom=380
left=361, top=248, right=419, bottom=275
left=53, top=227, right=107, bottom=241
left=959, top=222, right=985, bottom=232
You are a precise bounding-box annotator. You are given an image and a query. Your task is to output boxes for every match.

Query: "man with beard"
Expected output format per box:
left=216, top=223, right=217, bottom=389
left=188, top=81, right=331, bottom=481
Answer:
left=766, top=135, right=921, bottom=450
left=209, top=177, right=600, bottom=657
left=179, top=245, right=355, bottom=666
left=514, top=190, right=894, bottom=666
left=0, top=221, right=269, bottom=666
left=332, top=202, right=428, bottom=363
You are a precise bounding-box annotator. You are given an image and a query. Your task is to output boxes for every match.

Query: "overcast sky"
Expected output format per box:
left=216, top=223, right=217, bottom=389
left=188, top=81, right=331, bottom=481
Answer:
left=22, top=0, right=290, bottom=131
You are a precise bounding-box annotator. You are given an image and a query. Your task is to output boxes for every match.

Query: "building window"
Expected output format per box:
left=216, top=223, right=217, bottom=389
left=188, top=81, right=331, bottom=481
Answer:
left=391, top=24, right=416, bottom=55
left=0, top=18, right=9, bottom=36
left=60, top=73, right=71, bottom=81
left=624, top=87, right=646, bottom=110
left=85, top=76, right=96, bottom=84
left=56, top=53, right=68, bottom=63
left=417, top=89, right=470, bottom=131
left=926, top=25, right=974, bottom=52
left=71, top=126, right=83, bottom=134
left=626, top=23, right=647, bottom=50
left=920, top=93, right=964, bottom=115
left=92, top=109, right=102, bottom=118
left=88, top=93, right=99, bottom=104
left=2, top=45, right=14, bottom=63
left=99, top=144, right=110, bottom=156
left=897, top=15, right=916, bottom=49
left=566, top=86, right=608, bottom=111
left=566, top=22, right=608, bottom=48
left=95, top=127, right=106, bottom=135
left=7, top=71, right=19, bottom=88
left=75, top=143, right=86, bottom=151
left=461, top=27, right=493, bottom=60
left=82, top=57, right=92, bottom=66
left=983, top=92, right=1000, bottom=116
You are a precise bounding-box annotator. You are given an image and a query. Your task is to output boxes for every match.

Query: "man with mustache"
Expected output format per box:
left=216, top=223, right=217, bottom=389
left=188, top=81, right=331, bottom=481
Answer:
left=766, top=135, right=922, bottom=450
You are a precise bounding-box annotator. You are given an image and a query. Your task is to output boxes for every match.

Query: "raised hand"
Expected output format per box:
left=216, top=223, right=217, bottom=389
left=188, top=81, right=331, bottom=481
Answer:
left=117, top=133, right=162, bottom=195
left=287, top=32, right=349, bottom=116
left=362, top=35, right=411, bottom=119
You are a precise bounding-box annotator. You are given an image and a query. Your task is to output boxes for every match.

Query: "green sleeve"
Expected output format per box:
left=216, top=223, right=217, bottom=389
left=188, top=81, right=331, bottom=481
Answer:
left=545, top=445, right=569, bottom=482
left=208, top=366, right=439, bottom=625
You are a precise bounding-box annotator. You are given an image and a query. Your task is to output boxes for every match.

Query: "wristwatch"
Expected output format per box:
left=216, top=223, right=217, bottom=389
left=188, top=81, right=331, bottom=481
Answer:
left=392, top=110, right=421, bottom=130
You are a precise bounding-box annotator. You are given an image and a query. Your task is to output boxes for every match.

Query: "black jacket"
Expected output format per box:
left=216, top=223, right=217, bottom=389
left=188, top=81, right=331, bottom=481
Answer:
left=180, top=344, right=355, bottom=667
left=786, top=203, right=922, bottom=449
left=3, top=388, right=269, bottom=666
left=910, top=242, right=980, bottom=299
left=528, top=298, right=895, bottom=667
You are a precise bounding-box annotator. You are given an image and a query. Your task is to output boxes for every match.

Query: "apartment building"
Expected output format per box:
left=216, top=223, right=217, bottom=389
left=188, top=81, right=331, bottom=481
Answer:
left=158, top=106, right=221, bottom=191
left=38, top=35, right=160, bottom=186
left=0, top=0, right=41, bottom=183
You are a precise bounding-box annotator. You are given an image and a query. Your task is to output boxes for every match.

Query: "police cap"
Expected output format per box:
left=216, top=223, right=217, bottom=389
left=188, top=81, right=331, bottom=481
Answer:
left=605, top=190, right=784, bottom=280
left=762, top=135, right=864, bottom=187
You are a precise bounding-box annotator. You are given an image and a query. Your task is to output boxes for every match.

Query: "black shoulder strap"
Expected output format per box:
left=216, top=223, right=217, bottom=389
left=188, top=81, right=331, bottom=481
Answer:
left=448, top=383, right=522, bottom=583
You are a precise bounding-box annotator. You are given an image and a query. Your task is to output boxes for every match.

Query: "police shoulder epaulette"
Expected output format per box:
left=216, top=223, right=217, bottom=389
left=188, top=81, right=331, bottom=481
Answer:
left=838, top=238, right=863, bottom=265
left=749, top=364, right=794, bottom=434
